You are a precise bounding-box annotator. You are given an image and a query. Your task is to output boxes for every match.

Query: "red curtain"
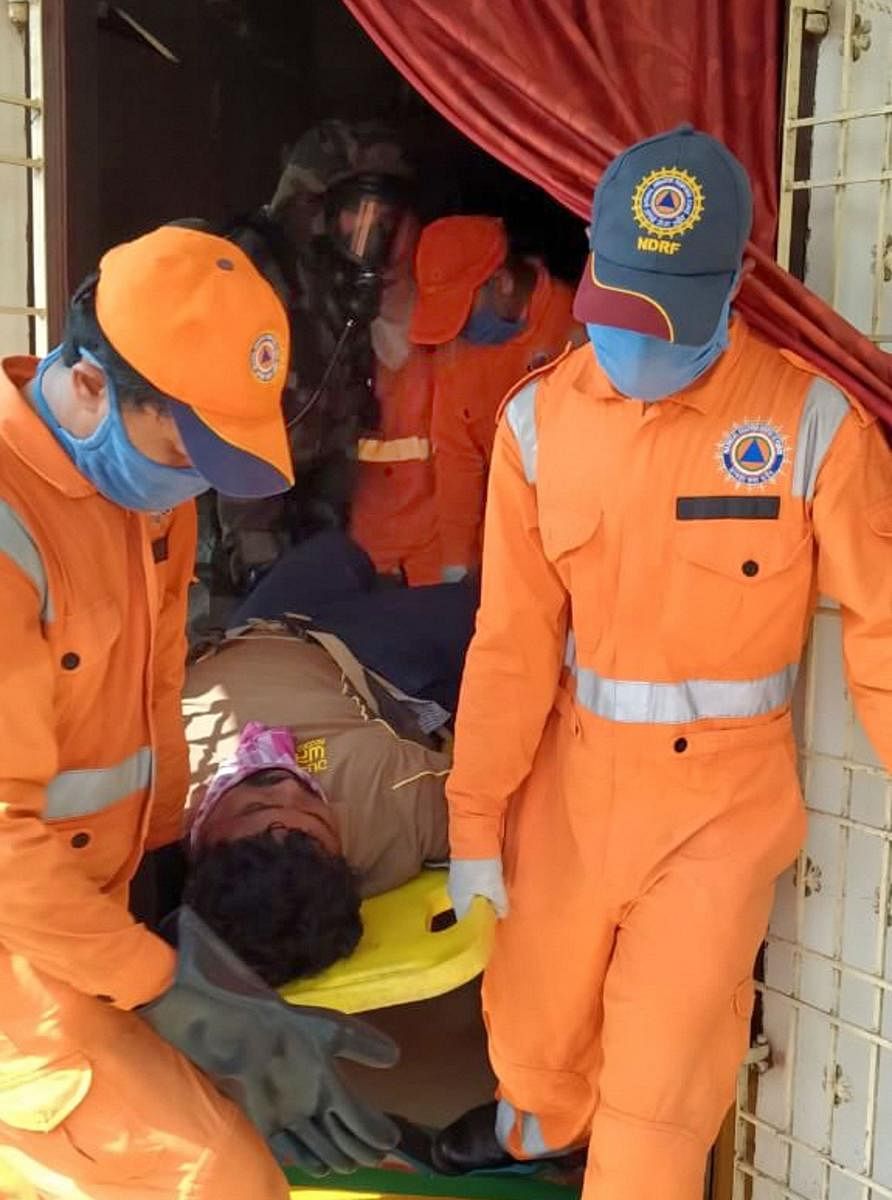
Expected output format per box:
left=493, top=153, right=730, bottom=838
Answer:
left=343, top=0, right=892, bottom=423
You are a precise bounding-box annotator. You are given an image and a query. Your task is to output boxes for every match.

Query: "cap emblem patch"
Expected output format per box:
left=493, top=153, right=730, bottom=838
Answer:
left=250, top=333, right=281, bottom=383
left=633, top=168, right=704, bottom=243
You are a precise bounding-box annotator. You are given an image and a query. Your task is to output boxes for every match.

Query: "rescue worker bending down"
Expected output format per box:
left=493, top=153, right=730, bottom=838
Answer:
left=410, top=215, right=582, bottom=581
left=434, top=127, right=892, bottom=1200
left=182, top=623, right=452, bottom=985
left=218, top=119, right=415, bottom=589
left=0, top=226, right=397, bottom=1200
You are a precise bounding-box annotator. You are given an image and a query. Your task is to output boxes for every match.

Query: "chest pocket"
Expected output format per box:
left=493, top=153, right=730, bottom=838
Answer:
left=540, top=507, right=605, bottom=659
left=662, top=521, right=814, bottom=676
left=50, top=600, right=123, bottom=718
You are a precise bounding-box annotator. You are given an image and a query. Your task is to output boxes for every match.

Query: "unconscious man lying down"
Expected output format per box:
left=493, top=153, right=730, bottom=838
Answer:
left=181, top=620, right=451, bottom=987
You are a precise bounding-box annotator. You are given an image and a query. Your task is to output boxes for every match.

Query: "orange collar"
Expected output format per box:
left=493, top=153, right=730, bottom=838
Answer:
left=0, top=357, right=97, bottom=497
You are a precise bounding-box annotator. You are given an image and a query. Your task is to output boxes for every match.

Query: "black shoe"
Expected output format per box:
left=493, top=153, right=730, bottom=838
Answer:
left=431, top=1103, right=515, bottom=1175
left=431, top=1101, right=589, bottom=1177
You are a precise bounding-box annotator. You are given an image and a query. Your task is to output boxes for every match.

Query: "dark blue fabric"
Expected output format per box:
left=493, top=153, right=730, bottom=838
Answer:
left=229, top=532, right=478, bottom=714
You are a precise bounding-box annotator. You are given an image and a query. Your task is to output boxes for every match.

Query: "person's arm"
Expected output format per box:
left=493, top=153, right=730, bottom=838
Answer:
left=813, top=406, right=892, bottom=769
left=0, top=561, right=175, bottom=1009
left=446, top=398, right=569, bottom=859
left=146, top=502, right=197, bottom=851
left=431, top=372, right=487, bottom=577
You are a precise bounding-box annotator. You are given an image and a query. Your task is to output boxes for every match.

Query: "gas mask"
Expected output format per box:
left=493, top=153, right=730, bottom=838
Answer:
left=286, top=174, right=413, bottom=433
left=323, top=173, right=412, bottom=324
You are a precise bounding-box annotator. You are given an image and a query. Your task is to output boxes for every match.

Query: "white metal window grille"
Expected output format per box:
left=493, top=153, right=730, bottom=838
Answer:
left=734, top=2, right=892, bottom=1198
left=0, top=0, right=46, bottom=356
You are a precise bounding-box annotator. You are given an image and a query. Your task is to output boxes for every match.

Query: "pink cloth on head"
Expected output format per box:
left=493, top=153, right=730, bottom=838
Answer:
left=188, top=721, right=326, bottom=855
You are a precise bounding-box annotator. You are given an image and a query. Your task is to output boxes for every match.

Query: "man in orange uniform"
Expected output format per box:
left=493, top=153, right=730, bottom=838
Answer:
left=410, top=216, right=581, bottom=580
left=349, top=348, right=443, bottom=584
left=349, top=216, right=444, bottom=586
left=0, top=226, right=396, bottom=1199
left=432, top=127, right=892, bottom=1199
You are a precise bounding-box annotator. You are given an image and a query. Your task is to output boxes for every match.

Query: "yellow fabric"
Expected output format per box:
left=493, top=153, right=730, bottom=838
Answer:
left=357, top=436, right=431, bottom=464
left=280, top=870, right=495, bottom=1013
left=0, top=1155, right=39, bottom=1200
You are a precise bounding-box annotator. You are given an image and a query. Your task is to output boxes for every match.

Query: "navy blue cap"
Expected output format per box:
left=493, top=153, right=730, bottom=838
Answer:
left=574, top=125, right=753, bottom=345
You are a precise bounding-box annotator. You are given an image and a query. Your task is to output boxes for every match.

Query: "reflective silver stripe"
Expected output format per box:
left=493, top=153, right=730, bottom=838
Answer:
left=45, top=746, right=154, bottom=820
left=564, top=629, right=577, bottom=670
left=505, top=380, right=539, bottom=484
left=495, top=1101, right=552, bottom=1157
left=792, top=377, right=850, bottom=501
left=573, top=663, right=798, bottom=724
left=0, top=500, right=51, bottom=621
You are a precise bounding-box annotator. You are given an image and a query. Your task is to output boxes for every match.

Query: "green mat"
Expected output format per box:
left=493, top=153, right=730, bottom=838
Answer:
left=285, top=1165, right=580, bottom=1198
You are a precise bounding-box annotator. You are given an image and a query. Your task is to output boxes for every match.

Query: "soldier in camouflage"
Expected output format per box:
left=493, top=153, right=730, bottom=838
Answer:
left=217, top=120, right=414, bottom=590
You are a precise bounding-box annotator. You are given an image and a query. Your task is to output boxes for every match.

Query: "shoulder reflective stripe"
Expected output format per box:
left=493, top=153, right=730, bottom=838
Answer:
left=573, top=663, right=797, bottom=724
left=564, top=629, right=577, bottom=670
left=505, top=380, right=539, bottom=484
left=45, top=746, right=154, bottom=820
left=0, top=501, right=51, bottom=622
left=792, top=377, right=850, bottom=501
left=356, top=435, right=431, bottom=463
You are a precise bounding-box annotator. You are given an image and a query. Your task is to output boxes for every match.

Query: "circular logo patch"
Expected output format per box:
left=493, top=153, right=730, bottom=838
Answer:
left=632, top=168, right=704, bottom=239
left=249, top=332, right=281, bottom=383
left=718, top=422, right=787, bottom=487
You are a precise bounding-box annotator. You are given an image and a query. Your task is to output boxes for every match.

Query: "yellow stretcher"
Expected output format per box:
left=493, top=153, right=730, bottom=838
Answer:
left=279, top=873, right=587, bottom=1200
left=279, top=869, right=496, bottom=1014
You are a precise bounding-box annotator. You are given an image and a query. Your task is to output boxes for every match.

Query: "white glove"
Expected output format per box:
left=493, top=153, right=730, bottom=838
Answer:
left=441, top=565, right=469, bottom=584
left=448, top=858, right=509, bottom=919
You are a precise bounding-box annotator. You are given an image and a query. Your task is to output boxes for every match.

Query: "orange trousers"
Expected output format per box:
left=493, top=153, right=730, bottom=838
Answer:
left=484, top=691, right=805, bottom=1200
left=0, top=987, right=288, bottom=1200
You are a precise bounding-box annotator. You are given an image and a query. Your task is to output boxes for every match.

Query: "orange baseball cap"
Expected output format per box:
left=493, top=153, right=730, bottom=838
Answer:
left=410, top=216, right=508, bottom=345
left=95, top=225, right=293, bottom=498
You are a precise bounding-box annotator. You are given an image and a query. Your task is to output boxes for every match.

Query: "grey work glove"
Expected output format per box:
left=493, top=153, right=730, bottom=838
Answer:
left=140, top=906, right=399, bottom=1176
left=448, top=858, right=509, bottom=919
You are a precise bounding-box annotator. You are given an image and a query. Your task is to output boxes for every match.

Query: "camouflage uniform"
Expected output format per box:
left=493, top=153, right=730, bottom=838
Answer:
left=217, top=120, right=413, bottom=587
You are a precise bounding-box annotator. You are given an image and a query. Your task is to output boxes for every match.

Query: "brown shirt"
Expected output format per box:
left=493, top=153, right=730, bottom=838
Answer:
left=182, top=628, right=450, bottom=896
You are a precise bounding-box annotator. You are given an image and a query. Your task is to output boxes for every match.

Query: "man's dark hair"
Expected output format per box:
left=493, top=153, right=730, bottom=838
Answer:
left=504, top=253, right=538, bottom=297
left=62, top=274, right=173, bottom=414
left=183, top=829, right=363, bottom=987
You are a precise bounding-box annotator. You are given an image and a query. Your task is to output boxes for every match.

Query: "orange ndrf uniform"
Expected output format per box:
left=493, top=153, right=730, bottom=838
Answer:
left=349, top=348, right=442, bottom=584
left=447, top=320, right=892, bottom=1200
left=430, top=267, right=578, bottom=572
left=0, top=226, right=294, bottom=1200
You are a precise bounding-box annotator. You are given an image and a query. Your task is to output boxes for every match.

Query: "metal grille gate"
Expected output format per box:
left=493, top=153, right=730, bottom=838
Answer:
left=734, top=3, right=892, bottom=1197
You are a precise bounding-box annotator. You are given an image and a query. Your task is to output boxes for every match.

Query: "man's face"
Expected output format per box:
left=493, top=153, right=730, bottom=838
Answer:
left=194, top=768, right=341, bottom=856
left=63, top=357, right=193, bottom=468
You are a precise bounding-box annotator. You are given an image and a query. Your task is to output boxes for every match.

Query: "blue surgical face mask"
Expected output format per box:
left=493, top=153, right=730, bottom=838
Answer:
left=34, top=347, right=209, bottom=511
left=461, top=306, right=526, bottom=347
left=587, top=291, right=733, bottom=402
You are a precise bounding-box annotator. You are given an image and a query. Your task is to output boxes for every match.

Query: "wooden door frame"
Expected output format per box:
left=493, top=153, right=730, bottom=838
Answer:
left=41, top=0, right=99, bottom=342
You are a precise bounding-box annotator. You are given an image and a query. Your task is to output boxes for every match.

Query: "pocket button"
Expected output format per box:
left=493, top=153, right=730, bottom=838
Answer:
left=741, top=560, right=759, bottom=577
